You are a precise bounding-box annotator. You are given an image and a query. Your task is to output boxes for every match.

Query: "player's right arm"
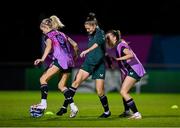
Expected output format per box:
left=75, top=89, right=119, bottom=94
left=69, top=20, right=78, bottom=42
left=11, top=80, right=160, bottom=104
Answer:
left=34, top=39, right=52, bottom=66
left=80, top=43, right=98, bottom=58
left=115, top=48, right=134, bottom=61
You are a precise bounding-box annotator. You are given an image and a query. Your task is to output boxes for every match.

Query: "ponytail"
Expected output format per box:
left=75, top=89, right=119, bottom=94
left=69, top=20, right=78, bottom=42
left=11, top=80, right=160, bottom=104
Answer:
left=50, top=15, right=65, bottom=29
left=85, top=12, right=98, bottom=25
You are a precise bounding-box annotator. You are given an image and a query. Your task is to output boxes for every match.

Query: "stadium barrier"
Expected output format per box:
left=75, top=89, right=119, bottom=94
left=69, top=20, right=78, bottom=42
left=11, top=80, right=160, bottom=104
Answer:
left=25, top=67, right=180, bottom=93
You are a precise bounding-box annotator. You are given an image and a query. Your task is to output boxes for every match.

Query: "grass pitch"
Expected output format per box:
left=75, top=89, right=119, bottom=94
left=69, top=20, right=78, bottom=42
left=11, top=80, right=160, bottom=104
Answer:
left=0, top=91, right=180, bottom=127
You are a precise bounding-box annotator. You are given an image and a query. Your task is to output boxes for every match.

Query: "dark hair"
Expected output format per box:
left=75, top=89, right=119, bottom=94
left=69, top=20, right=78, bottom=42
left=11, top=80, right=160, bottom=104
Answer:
left=107, top=29, right=121, bottom=42
left=85, top=12, right=98, bottom=25
left=40, top=18, right=53, bottom=28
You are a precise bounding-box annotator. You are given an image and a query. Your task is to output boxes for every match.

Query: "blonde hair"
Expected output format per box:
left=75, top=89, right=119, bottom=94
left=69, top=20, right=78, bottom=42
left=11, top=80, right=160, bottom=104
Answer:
left=50, top=15, right=65, bottom=29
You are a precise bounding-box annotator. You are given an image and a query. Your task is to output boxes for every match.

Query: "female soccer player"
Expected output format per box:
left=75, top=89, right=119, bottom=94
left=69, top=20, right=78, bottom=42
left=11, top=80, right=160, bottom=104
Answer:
left=32, top=16, right=78, bottom=118
left=57, top=12, right=111, bottom=118
left=105, top=30, right=146, bottom=119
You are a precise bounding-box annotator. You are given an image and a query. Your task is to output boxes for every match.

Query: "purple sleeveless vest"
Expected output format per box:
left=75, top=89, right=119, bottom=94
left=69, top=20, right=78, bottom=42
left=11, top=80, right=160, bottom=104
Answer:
left=116, top=40, right=146, bottom=77
left=45, top=30, right=74, bottom=69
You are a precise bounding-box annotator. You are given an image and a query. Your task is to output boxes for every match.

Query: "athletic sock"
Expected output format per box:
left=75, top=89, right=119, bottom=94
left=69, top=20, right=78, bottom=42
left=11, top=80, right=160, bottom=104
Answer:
left=63, top=89, right=74, bottom=104
left=61, top=99, right=68, bottom=108
left=69, top=86, right=77, bottom=97
left=40, top=84, right=48, bottom=100
left=99, top=95, right=110, bottom=112
left=123, top=98, right=130, bottom=112
left=126, top=98, right=138, bottom=113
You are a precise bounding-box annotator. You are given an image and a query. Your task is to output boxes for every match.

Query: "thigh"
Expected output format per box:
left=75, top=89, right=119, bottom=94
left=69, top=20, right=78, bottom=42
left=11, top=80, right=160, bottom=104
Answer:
left=58, top=72, right=70, bottom=91
left=72, top=69, right=90, bottom=88
left=92, top=62, right=105, bottom=80
left=41, top=65, right=59, bottom=81
left=75, top=69, right=89, bottom=81
left=121, top=76, right=137, bottom=93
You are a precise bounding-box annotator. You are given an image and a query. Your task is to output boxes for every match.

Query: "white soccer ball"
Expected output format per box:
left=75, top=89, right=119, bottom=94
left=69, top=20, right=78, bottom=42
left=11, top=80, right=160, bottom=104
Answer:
left=30, top=105, right=45, bottom=118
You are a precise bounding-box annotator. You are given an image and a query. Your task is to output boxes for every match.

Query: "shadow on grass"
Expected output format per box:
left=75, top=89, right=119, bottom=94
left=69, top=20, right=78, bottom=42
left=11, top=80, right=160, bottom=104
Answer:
left=9, top=115, right=124, bottom=122
left=142, top=115, right=180, bottom=118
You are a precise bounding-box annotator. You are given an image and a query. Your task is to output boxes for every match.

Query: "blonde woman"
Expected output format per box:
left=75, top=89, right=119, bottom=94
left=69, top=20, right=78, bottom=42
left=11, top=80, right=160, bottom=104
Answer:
left=31, top=16, right=78, bottom=118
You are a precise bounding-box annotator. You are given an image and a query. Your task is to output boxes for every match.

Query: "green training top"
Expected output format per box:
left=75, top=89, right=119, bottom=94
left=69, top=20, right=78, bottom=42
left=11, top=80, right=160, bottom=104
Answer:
left=85, top=27, right=106, bottom=65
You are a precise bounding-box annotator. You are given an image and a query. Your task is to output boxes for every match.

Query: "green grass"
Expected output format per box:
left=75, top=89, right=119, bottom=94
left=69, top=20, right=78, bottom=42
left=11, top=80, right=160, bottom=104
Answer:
left=0, top=91, right=180, bottom=127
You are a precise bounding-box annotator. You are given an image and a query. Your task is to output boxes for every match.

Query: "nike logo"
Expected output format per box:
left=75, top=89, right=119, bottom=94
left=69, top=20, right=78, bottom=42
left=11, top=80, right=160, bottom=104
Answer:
left=100, top=74, right=104, bottom=77
left=67, top=97, right=72, bottom=100
left=130, top=72, right=133, bottom=75
left=44, top=91, right=48, bottom=94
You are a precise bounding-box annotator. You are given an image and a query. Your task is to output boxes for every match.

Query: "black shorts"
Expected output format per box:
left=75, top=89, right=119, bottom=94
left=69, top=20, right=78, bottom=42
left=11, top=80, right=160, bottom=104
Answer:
left=128, top=69, right=141, bottom=81
left=53, top=59, right=72, bottom=73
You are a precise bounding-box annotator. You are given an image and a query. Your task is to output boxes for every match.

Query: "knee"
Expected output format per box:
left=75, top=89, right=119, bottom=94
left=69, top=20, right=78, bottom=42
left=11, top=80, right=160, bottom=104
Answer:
left=40, top=76, right=47, bottom=84
left=58, top=84, right=66, bottom=92
left=58, top=85, right=62, bottom=92
left=72, top=81, right=80, bottom=88
left=120, top=89, right=127, bottom=97
left=97, top=89, right=104, bottom=97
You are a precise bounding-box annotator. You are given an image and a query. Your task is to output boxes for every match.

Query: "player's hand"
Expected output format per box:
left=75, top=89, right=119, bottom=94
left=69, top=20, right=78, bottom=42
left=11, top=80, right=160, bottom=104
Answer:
left=112, top=56, right=118, bottom=61
left=34, top=59, right=43, bottom=66
left=80, top=50, right=89, bottom=58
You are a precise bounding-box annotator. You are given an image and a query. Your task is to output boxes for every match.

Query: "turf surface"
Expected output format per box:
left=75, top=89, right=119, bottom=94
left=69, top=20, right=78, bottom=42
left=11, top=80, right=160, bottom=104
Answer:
left=0, top=91, right=180, bottom=127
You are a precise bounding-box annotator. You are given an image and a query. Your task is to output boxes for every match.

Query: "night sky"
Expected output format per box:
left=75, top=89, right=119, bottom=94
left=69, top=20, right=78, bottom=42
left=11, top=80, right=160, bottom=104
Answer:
left=1, top=1, right=180, bottom=64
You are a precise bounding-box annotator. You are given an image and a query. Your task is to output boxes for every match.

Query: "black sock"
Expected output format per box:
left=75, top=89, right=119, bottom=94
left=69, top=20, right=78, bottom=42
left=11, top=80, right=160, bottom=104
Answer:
left=126, top=98, right=138, bottom=113
left=61, top=99, right=68, bottom=109
left=69, top=87, right=77, bottom=97
left=61, top=87, right=77, bottom=109
left=99, top=95, right=109, bottom=112
left=123, top=98, right=130, bottom=112
left=40, top=84, right=48, bottom=99
left=63, top=89, right=74, bottom=104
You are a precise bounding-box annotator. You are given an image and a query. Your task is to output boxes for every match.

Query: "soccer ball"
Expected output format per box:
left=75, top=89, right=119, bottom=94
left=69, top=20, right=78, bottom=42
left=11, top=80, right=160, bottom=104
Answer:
left=30, top=105, right=45, bottom=118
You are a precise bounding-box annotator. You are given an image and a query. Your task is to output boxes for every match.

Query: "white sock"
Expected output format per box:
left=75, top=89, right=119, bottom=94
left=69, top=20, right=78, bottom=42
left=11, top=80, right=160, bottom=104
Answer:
left=104, top=110, right=110, bottom=115
left=41, top=99, right=47, bottom=106
left=134, top=112, right=141, bottom=116
left=70, top=103, right=75, bottom=109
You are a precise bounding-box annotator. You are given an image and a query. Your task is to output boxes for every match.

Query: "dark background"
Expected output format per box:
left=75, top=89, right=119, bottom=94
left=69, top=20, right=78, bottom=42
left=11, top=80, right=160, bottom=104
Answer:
left=1, top=1, right=180, bottom=65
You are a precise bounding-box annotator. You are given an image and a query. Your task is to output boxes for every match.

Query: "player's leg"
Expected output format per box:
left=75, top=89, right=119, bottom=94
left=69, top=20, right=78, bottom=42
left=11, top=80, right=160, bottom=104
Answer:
left=120, top=76, right=142, bottom=119
left=56, top=72, right=70, bottom=116
left=95, top=79, right=111, bottom=118
left=72, top=69, right=90, bottom=88
left=118, top=98, right=132, bottom=117
left=93, top=63, right=111, bottom=118
left=119, top=72, right=131, bottom=117
left=69, top=68, right=90, bottom=98
left=37, top=65, right=59, bottom=109
left=68, top=69, right=90, bottom=118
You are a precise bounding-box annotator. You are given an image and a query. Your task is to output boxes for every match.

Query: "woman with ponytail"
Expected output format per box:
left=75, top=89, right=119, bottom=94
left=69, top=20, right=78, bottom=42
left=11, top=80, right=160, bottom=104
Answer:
left=50, top=15, right=79, bottom=60
left=58, top=12, right=111, bottom=118
left=32, top=16, right=79, bottom=118
left=105, top=30, right=146, bottom=119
